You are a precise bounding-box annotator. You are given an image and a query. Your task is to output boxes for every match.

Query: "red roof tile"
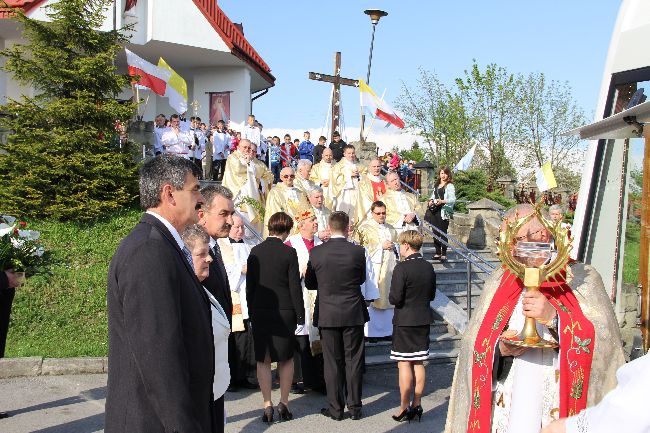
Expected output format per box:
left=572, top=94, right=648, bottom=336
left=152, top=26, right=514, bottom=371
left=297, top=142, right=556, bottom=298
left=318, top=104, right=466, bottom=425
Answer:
left=1, top=0, right=275, bottom=85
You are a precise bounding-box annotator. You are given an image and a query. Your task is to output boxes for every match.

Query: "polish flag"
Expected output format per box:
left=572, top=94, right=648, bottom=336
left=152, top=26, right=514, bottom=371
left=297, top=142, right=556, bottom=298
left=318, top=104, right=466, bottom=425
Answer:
left=359, top=79, right=405, bottom=129
left=125, top=48, right=171, bottom=96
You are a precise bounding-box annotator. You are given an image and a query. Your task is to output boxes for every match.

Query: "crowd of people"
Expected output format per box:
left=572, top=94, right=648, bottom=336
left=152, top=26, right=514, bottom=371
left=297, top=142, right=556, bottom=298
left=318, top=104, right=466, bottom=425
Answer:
left=76, top=107, right=628, bottom=433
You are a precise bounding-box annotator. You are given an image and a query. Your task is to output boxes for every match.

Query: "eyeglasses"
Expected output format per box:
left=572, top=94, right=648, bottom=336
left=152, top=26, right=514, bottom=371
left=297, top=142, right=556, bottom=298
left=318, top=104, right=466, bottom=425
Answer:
left=282, top=174, right=296, bottom=179
left=373, top=211, right=386, bottom=215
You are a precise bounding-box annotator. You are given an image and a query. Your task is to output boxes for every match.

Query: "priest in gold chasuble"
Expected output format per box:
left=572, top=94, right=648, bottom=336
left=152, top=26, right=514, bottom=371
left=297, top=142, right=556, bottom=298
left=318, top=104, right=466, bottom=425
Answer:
left=263, top=166, right=310, bottom=238
left=330, top=144, right=367, bottom=216
left=354, top=200, right=398, bottom=338
left=382, top=171, right=421, bottom=235
left=355, top=158, right=387, bottom=226
left=309, top=148, right=336, bottom=209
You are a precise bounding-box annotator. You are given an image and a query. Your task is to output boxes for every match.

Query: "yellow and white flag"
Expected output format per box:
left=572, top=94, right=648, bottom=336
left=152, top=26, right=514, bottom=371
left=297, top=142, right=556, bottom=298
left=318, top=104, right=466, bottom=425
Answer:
left=157, top=57, right=187, bottom=114
left=535, top=161, right=557, bottom=192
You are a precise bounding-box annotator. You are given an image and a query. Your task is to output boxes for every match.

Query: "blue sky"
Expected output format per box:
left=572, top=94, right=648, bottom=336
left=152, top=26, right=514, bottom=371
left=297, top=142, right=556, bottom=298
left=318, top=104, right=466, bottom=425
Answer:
left=220, top=0, right=621, bottom=135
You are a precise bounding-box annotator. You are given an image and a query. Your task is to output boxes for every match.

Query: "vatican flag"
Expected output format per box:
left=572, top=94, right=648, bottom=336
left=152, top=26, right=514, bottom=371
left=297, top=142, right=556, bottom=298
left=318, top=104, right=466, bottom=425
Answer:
left=535, top=161, right=557, bottom=192
left=157, top=57, right=188, bottom=114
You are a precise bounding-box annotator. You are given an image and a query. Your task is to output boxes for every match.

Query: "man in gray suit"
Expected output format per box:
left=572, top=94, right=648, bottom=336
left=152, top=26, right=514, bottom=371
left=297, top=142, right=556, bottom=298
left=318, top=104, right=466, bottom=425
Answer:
left=305, top=211, right=368, bottom=421
left=106, top=155, right=215, bottom=433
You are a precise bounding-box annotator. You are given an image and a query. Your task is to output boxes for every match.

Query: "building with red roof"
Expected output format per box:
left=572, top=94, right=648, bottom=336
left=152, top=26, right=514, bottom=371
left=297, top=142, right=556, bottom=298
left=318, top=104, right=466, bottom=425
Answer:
left=0, top=0, right=275, bottom=124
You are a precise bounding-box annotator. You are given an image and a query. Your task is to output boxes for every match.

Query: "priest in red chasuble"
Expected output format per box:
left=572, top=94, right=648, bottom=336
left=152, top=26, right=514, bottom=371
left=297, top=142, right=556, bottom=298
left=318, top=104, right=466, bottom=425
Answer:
left=444, top=204, right=624, bottom=433
left=355, top=158, right=386, bottom=225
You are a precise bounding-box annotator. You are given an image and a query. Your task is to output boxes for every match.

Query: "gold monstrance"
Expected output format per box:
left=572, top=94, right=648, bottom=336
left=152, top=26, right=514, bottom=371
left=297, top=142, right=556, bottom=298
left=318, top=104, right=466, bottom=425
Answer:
left=497, top=203, right=573, bottom=349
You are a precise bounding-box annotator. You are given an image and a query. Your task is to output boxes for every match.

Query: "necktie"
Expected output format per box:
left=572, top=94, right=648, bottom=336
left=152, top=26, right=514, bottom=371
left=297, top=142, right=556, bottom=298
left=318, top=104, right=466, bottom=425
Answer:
left=182, top=246, right=194, bottom=271
left=211, top=243, right=228, bottom=287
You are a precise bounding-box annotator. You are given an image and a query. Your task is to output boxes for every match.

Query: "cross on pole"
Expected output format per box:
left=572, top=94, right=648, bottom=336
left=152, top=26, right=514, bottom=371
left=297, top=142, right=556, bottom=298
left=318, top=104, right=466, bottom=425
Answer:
left=309, top=52, right=359, bottom=142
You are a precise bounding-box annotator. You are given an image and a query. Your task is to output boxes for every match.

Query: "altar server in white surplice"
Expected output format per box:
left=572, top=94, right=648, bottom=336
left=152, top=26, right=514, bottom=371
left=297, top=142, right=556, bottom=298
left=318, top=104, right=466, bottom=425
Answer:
left=217, top=215, right=258, bottom=390
left=354, top=200, right=398, bottom=338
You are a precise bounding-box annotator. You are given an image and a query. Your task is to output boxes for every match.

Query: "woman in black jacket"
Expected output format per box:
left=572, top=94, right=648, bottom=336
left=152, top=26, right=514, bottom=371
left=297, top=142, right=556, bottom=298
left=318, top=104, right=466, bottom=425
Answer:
left=388, top=230, right=436, bottom=423
left=247, top=212, right=305, bottom=424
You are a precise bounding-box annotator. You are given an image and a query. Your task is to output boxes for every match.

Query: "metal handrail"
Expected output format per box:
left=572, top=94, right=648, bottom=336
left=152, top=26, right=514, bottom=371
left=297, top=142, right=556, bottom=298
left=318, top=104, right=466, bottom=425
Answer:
left=423, top=219, right=496, bottom=272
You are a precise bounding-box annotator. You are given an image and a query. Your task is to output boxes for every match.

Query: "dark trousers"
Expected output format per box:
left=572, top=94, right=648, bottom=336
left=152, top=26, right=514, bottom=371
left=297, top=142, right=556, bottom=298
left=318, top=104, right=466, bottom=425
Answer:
left=0, top=288, right=16, bottom=358
left=213, top=159, right=227, bottom=182
left=271, top=162, right=281, bottom=184
left=293, top=335, right=325, bottom=390
left=426, top=208, right=449, bottom=256
left=228, top=319, right=257, bottom=385
left=212, top=396, right=224, bottom=433
left=320, top=326, right=364, bottom=417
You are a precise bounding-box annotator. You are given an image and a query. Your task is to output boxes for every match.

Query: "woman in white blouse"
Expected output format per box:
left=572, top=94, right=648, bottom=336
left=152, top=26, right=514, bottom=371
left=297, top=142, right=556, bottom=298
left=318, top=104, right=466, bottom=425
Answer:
left=181, top=224, right=230, bottom=433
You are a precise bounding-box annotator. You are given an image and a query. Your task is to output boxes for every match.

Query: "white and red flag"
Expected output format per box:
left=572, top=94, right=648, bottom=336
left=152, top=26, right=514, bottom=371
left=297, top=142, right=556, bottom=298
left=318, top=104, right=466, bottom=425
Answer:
left=359, top=79, right=405, bottom=129
left=125, top=48, right=171, bottom=96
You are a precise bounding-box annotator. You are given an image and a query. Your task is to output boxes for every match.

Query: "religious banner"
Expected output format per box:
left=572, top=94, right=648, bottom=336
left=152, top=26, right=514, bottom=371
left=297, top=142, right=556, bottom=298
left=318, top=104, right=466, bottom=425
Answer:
left=125, top=0, right=138, bottom=12
left=209, top=92, right=231, bottom=125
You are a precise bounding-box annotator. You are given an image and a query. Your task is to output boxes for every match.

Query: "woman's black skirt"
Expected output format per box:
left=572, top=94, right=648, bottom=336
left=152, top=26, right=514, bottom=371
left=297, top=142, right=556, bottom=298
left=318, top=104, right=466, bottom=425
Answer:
left=251, top=308, right=297, bottom=362
left=390, top=325, right=430, bottom=361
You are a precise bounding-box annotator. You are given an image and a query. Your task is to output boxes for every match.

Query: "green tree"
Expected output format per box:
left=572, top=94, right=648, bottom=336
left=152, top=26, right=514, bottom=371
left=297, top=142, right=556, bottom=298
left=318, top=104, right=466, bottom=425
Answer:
left=0, top=0, right=138, bottom=222
left=452, top=169, right=515, bottom=213
left=400, top=140, right=427, bottom=162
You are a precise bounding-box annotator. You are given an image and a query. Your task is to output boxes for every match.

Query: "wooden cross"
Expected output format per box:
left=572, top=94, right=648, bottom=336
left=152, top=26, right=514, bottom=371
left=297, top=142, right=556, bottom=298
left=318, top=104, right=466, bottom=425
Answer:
left=309, top=52, right=359, bottom=142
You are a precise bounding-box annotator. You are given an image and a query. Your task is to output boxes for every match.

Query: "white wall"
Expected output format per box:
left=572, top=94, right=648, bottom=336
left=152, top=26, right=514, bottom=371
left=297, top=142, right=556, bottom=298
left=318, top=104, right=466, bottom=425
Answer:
left=192, top=66, right=251, bottom=125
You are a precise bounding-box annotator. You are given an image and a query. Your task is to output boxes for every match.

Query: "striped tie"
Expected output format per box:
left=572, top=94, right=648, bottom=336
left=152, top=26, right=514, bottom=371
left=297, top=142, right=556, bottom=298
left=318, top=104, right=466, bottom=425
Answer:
left=182, top=246, right=194, bottom=271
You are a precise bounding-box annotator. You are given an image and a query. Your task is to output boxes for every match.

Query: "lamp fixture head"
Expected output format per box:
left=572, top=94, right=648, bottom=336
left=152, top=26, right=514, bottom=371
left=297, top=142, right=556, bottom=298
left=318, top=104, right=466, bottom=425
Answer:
left=364, top=9, right=388, bottom=25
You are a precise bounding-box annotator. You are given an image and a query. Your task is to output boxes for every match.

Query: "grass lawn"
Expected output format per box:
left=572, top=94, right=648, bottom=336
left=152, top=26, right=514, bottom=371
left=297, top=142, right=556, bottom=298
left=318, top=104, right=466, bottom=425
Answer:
left=5, top=207, right=141, bottom=358
left=623, top=221, right=640, bottom=286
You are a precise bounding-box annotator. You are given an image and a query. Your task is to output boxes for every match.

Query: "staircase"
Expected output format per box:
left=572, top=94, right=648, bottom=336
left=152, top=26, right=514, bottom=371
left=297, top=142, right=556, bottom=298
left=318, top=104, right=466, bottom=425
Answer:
left=364, top=242, right=500, bottom=366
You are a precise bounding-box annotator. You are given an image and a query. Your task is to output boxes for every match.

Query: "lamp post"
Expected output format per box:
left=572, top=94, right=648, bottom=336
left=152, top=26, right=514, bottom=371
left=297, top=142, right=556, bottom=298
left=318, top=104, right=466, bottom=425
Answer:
left=360, top=9, right=388, bottom=142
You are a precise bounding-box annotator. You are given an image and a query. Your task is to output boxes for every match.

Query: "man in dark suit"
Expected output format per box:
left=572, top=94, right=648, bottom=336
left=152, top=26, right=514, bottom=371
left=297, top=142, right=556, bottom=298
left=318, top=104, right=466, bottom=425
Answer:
left=0, top=269, right=22, bottom=419
left=197, top=184, right=235, bottom=325
left=106, top=155, right=215, bottom=433
left=305, top=211, right=368, bottom=421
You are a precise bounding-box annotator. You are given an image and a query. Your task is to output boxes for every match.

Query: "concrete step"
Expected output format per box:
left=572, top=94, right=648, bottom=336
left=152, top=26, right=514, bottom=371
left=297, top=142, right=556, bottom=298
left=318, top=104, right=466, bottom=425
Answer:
left=366, top=347, right=459, bottom=366
left=432, top=269, right=488, bottom=281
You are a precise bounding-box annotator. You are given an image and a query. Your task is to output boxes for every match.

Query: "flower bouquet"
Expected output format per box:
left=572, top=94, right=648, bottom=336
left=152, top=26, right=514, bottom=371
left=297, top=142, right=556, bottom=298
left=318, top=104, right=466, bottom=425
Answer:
left=0, top=215, right=50, bottom=278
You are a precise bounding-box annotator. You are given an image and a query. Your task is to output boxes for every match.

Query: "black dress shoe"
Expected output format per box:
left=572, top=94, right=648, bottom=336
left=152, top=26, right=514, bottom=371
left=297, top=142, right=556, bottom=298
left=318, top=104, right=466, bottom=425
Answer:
left=290, top=382, right=305, bottom=394
left=0, top=411, right=9, bottom=419
left=350, top=410, right=362, bottom=420
left=320, top=408, right=343, bottom=421
left=226, top=384, right=239, bottom=392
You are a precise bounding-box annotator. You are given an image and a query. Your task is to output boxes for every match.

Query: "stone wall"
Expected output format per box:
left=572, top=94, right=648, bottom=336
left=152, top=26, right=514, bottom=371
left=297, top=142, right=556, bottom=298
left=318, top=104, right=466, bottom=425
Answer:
left=447, top=198, right=504, bottom=253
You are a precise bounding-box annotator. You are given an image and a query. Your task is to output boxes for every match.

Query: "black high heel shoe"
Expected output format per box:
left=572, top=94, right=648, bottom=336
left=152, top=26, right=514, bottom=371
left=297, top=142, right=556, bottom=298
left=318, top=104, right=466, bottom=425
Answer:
left=277, top=402, right=293, bottom=421
left=409, top=405, right=423, bottom=422
left=392, top=406, right=412, bottom=423
left=261, top=405, right=274, bottom=424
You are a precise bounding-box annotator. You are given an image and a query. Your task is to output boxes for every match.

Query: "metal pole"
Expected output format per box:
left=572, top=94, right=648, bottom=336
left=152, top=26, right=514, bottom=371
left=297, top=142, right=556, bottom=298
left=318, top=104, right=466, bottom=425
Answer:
left=466, top=261, right=472, bottom=319
left=113, top=0, right=117, bottom=31
left=361, top=22, right=378, bottom=142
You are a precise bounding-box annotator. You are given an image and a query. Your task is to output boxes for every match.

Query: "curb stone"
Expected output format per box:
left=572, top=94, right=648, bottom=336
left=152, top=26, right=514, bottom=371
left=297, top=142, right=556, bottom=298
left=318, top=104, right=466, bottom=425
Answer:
left=0, top=357, right=108, bottom=378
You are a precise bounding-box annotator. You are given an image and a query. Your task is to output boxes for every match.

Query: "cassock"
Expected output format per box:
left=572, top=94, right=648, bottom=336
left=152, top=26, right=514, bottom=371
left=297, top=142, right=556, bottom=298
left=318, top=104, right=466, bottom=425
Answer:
left=330, top=159, right=367, bottom=216
left=354, top=219, right=398, bottom=337
left=355, top=173, right=386, bottom=225
left=310, top=161, right=335, bottom=209
left=218, top=237, right=257, bottom=387
left=444, top=264, right=625, bottom=433
left=262, top=183, right=310, bottom=237
left=382, top=189, right=420, bottom=234
left=222, top=151, right=273, bottom=236
left=313, top=206, right=331, bottom=233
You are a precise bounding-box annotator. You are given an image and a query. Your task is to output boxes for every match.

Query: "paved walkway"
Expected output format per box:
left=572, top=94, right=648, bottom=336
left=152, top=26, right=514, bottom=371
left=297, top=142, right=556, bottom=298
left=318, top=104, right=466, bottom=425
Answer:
left=0, top=362, right=455, bottom=433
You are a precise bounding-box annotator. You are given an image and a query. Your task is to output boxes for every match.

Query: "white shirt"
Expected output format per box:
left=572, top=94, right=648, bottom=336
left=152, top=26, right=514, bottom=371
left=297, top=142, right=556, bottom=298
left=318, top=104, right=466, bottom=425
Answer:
left=212, top=130, right=231, bottom=161
left=146, top=211, right=185, bottom=251
left=161, top=128, right=193, bottom=158
left=189, top=128, right=206, bottom=159
left=153, top=126, right=169, bottom=154
left=242, top=124, right=261, bottom=146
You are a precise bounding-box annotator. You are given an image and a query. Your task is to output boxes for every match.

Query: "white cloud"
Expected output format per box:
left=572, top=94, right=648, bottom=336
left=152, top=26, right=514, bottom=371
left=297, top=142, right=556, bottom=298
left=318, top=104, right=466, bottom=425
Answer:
left=261, top=126, right=422, bottom=155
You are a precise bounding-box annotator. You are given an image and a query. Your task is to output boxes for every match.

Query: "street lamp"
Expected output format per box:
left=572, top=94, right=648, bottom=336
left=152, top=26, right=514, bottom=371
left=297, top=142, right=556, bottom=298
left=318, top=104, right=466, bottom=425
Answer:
left=364, top=9, right=388, bottom=84
left=361, top=9, right=388, bottom=141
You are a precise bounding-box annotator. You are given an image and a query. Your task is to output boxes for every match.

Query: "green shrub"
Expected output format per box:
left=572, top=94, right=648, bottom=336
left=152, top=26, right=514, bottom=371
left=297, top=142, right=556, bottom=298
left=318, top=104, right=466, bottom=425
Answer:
left=0, top=0, right=139, bottom=222
left=453, top=169, right=514, bottom=212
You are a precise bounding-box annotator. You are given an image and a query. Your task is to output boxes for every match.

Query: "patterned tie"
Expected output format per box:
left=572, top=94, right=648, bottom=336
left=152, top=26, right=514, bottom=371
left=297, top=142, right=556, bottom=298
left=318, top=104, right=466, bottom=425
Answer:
left=182, top=246, right=194, bottom=271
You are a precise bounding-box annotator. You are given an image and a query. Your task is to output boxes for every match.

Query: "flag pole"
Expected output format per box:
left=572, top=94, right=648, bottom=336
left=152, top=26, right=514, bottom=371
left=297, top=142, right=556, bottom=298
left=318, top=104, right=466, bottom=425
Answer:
left=364, top=88, right=386, bottom=142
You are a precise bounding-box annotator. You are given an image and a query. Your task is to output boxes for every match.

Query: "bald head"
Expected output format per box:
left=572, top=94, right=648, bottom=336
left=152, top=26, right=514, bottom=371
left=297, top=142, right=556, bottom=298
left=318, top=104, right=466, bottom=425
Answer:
left=322, top=148, right=333, bottom=163
left=501, top=204, right=550, bottom=243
